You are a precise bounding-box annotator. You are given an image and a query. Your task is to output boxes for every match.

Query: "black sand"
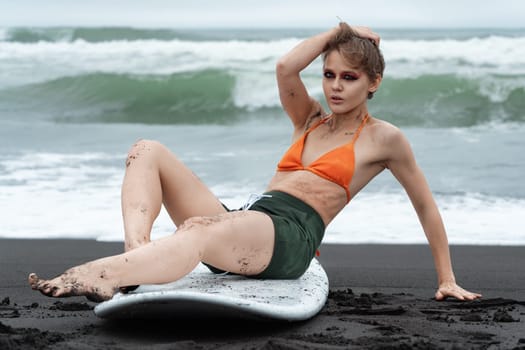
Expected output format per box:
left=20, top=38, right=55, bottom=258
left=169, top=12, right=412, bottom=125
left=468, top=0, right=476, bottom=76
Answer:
left=1, top=239, right=524, bottom=349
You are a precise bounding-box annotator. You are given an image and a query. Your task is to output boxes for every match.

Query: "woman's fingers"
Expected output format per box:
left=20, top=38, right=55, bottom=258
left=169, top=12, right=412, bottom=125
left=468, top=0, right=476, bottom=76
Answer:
left=435, top=282, right=482, bottom=301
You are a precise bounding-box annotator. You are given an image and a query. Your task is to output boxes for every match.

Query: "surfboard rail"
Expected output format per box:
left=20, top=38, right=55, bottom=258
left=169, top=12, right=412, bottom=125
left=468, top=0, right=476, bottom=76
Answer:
left=94, top=258, right=329, bottom=321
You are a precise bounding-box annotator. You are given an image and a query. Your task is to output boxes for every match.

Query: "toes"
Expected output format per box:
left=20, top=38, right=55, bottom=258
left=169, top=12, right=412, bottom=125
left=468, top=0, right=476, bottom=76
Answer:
left=39, top=284, right=56, bottom=297
left=28, top=273, right=40, bottom=289
left=28, top=274, right=54, bottom=295
left=41, top=282, right=53, bottom=294
left=28, top=275, right=66, bottom=297
left=28, top=271, right=114, bottom=302
left=50, top=286, right=62, bottom=297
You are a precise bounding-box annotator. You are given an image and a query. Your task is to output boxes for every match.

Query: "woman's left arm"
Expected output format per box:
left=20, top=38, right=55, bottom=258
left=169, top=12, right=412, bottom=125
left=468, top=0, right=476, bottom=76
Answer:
left=385, top=128, right=482, bottom=301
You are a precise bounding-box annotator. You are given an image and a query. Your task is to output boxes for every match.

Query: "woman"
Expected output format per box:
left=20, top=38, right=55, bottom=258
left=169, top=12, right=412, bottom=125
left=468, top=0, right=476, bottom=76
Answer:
left=29, top=23, right=481, bottom=302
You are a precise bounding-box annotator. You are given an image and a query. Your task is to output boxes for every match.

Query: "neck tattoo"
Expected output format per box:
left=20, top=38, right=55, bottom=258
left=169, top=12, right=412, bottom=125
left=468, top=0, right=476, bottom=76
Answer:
left=325, top=113, right=365, bottom=135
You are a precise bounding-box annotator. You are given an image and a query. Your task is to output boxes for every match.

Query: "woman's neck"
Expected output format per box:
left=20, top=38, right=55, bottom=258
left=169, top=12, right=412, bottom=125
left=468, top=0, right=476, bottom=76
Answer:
left=326, top=108, right=368, bottom=131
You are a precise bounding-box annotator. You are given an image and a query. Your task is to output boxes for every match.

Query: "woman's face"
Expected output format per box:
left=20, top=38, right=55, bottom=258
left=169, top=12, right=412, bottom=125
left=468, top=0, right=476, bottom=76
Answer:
left=322, top=50, right=379, bottom=114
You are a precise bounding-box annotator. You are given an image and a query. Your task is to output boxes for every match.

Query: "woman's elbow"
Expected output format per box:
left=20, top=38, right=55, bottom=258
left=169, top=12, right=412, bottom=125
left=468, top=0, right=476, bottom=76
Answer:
left=275, top=57, right=295, bottom=77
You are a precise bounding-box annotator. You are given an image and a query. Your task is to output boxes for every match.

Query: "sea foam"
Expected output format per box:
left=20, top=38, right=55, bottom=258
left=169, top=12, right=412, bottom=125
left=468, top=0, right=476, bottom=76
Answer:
left=1, top=151, right=523, bottom=245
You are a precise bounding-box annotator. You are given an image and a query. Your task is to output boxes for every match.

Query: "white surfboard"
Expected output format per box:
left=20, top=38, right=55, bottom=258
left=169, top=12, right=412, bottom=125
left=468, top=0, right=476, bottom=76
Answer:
left=94, top=258, right=328, bottom=321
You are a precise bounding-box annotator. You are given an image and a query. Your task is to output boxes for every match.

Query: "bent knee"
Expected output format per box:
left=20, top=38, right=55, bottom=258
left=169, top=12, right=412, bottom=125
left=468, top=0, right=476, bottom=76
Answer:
left=127, top=139, right=164, bottom=157
left=125, top=139, right=167, bottom=167
left=176, top=216, right=226, bottom=254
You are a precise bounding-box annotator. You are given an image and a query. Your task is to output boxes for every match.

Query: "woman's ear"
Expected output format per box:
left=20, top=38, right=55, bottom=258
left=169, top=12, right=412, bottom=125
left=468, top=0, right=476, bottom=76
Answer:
left=368, top=74, right=382, bottom=94
left=367, top=74, right=382, bottom=99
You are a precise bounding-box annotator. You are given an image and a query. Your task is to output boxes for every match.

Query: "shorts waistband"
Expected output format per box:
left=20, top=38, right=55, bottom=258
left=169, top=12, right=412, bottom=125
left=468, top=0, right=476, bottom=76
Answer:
left=259, top=190, right=324, bottom=228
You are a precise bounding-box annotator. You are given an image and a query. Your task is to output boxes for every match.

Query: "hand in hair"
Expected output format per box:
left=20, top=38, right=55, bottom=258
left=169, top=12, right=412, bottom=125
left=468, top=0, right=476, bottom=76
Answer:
left=339, top=22, right=381, bottom=47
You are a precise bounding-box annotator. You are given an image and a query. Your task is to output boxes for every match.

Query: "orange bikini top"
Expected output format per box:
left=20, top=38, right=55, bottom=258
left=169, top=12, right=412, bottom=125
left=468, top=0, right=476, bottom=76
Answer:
left=277, top=114, right=369, bottom=203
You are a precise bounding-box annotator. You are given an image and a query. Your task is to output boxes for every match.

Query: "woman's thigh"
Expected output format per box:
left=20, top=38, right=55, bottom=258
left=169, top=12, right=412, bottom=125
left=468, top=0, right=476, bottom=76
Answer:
left=136, top=140, right=228, bottom=226
left=179, top=210, right=275, bottom=276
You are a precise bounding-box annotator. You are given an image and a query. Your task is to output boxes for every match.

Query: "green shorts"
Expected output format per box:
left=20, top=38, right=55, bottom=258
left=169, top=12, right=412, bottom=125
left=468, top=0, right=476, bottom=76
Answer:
left=205, top=190, right=325, bottom=279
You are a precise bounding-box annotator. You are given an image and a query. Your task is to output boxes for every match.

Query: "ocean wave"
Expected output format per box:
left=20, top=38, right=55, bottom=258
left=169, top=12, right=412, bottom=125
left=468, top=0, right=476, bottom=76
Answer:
left=1, top=32, right=525, bottom=87
left=0, top=71, right=523, bottom=127
left=0, top=36, right=293, bottom=89
left=327, top=191, right=525, bottom=245
left=3, top=27, right=525, bottom=43
left=1, top=27, right=317, bottom=43
left=0, top=70, right=247, bottom=124
left=3, top=27, right=191, bottom=43
left=2, top=157, right=524, bottom=244
left=383, top=35, right=525, bottom=75
left=372, top=74, right=525, bottom=127
left=1, top=28, right=524, bottom=127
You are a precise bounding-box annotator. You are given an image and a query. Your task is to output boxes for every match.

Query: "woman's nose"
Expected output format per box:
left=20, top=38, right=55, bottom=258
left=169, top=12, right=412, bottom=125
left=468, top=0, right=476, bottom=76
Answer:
left=331, top=77, right=342, bottom=91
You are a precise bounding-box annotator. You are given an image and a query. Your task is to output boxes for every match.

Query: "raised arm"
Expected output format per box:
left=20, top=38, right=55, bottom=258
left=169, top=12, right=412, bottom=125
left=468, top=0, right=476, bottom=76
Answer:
left=276, top=27, right=337, bottom=131
left=385, top=128, right=482, bottom=301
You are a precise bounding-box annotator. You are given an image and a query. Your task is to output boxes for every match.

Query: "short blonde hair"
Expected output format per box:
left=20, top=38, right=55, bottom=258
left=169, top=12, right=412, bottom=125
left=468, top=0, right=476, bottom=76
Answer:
left=323, top=23, right=385, bottom=99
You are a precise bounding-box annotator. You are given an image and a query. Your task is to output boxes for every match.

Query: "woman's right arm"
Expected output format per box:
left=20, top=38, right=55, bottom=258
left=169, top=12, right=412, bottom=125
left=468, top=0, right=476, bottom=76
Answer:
left=276, top=27, right=338, bottom=131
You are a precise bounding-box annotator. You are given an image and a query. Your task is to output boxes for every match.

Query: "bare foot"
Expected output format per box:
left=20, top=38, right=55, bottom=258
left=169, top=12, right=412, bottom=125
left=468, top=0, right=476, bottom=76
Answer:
left=28, top=266, right=119, bottom=303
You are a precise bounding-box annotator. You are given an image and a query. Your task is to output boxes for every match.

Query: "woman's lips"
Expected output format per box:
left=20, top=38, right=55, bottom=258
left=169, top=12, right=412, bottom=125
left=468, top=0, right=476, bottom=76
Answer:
left=330, top=95, right=343, bottom=104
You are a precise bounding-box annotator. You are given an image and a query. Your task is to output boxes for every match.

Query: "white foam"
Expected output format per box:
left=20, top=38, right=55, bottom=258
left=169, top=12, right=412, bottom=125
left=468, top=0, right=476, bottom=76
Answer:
left=1, top=35, right=525, bottom=88
left=1, top=150, right=524, bottom=245
left=1, top=35, right=524, bottom=116
left=383, top=36, right=525, bottom=77
left=326, top=192, right=525, bottom=245
left=0, top=38, right=294, bottom=88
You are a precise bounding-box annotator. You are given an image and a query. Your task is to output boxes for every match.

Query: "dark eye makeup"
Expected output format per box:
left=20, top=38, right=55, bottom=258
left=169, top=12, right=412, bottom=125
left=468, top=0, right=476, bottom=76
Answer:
left=323, top=70, right=361, bottom=80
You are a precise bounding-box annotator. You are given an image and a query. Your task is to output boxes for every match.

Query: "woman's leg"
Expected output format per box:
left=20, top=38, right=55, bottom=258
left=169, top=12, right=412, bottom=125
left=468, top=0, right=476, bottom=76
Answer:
left=28, top=210, right=275, bottom=302
left=122, top=139, right=227, bottom=251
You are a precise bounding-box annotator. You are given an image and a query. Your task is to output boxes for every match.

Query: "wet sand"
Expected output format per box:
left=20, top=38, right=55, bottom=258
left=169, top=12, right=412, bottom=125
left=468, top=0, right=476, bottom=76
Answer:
left=1, top=239, right=524, bottom=349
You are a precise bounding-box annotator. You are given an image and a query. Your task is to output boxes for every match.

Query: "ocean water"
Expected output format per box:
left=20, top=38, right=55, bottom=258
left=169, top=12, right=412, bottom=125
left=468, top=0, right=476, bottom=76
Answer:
left=1, top=27, right=524, bottom=245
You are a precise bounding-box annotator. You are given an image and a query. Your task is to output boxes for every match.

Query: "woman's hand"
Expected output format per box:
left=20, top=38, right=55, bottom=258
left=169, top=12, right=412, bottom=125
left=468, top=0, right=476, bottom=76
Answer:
left=339, top=22, right=381, bottom=46
left=435, top=281, right=482, bottom=301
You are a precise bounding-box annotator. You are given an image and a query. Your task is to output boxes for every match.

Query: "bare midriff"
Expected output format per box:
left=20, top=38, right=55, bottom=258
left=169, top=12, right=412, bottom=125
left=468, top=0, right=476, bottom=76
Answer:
left=266, top=170, right=348, bottom=226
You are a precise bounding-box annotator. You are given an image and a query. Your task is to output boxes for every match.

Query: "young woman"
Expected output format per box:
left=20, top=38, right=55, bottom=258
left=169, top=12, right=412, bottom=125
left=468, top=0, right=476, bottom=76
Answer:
left=29, top=23, right=481, bottom=302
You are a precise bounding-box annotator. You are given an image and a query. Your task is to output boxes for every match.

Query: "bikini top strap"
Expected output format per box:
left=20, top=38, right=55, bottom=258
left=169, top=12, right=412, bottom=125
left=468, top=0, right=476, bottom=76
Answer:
left=351, top=114, right=370, bottom=143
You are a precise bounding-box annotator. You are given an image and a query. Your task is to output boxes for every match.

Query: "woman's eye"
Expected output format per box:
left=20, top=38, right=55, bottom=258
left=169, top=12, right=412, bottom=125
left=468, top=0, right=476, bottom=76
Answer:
left=323, top=71, right=334, bottom=78
left=343, top=74, right=358, bottom=80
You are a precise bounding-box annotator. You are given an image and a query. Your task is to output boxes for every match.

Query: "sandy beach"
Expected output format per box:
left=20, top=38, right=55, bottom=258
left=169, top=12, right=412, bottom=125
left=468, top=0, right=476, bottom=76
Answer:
left=1, top=239, right=524, bottom=349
